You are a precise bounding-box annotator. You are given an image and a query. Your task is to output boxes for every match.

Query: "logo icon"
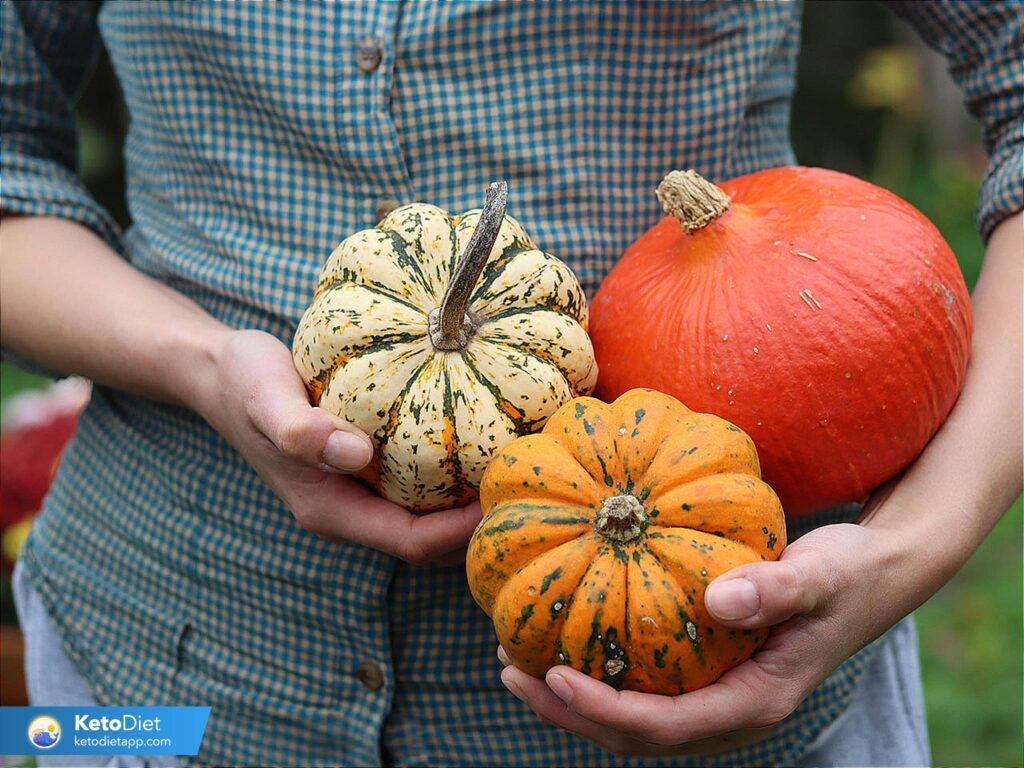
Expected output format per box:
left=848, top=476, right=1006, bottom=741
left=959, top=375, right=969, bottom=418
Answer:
left=28, top=716, right=61, bottom=749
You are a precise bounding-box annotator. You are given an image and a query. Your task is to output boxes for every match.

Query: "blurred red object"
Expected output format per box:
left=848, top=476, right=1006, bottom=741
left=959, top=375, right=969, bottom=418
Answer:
left=0, top=625, right=27, bottom=705
left=0, top=378, right=89, bottom=570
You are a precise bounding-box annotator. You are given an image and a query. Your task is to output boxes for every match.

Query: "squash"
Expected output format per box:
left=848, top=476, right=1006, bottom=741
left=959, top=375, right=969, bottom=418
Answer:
left=589, top=168, right=973, bottom=517
left=466, top=389, right=785, bottom=694
left=293, top=183, right=597, bottom=512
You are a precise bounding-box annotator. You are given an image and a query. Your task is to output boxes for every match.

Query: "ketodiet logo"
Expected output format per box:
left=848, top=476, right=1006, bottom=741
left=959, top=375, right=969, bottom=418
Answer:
left=1, top=706, right=210, bottom=757
left=73, top=713, right=163, bottom=733
left=28, top=715, right=61, bottom=749
left=29, top=712, right=163, bottom=750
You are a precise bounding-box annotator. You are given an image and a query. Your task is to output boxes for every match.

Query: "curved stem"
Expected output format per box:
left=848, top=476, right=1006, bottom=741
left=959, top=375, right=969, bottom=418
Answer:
left=430, top=181, right=508, bottom=351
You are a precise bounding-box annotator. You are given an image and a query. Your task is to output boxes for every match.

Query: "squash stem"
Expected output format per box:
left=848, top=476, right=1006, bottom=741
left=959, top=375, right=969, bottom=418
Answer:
left=657, top=170, right=730, bottom=233
left=430, top=180, right=508, bottom=351
left=596, top=494, right=647, bottom=543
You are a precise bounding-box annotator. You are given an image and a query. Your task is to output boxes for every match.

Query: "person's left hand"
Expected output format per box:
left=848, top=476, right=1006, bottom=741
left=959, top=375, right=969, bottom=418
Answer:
left=497, top=520, right=915, bottom=757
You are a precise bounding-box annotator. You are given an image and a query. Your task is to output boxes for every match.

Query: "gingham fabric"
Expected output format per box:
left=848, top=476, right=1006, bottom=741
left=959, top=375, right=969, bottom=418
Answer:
left=2, top=1, right=1021, bottom=766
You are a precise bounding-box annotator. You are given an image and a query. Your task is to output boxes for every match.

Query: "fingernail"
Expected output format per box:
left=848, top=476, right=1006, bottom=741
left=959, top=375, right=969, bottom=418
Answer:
left=546, top=672, right=573, bottom=705
left=502, top=673, right=526, bottom=702
left=497, top=646, right=511, bottom=666
left=705, top=577, right=760, bottom=620
left=324, top=431, right=371, bottom=471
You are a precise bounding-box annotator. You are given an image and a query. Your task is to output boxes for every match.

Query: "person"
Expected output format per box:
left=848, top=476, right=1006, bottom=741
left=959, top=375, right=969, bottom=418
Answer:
left=1, top=2, right=1020, bottom=766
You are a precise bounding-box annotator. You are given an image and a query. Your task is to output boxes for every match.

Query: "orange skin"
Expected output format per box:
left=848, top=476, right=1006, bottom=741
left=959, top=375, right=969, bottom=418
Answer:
left=589, top=167, right=973, bottom=517
left=466, top=389, right=785, bottom=694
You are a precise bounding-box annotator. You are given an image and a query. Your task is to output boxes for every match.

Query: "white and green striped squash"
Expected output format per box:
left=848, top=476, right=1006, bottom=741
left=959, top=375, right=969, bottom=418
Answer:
left=292, top=183, right=598, bottom=512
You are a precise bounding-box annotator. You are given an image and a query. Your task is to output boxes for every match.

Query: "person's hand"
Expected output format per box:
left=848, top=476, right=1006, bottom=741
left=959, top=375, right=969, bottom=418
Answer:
left=498, top=521, right=913, bottom=756
left=498, top=211, right=1023, bottom=756
left=196, top=329, right=480, bottom=564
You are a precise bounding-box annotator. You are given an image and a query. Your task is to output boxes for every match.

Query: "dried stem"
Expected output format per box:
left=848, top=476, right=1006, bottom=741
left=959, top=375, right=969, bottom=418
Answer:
left=596, top=495, right=648, bottom=543
left=429, top=181, right=508, bottom=351
left=657, top=170, right=731, bottom=233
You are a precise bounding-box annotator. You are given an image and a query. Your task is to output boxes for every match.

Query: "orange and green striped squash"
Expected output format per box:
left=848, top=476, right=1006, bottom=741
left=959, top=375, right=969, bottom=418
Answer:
left=466, top=389, right=786, bottom=694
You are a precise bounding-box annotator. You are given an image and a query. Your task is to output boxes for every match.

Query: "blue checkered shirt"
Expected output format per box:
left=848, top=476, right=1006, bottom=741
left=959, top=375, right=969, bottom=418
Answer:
left=3, top=2, right=1021, bottom=766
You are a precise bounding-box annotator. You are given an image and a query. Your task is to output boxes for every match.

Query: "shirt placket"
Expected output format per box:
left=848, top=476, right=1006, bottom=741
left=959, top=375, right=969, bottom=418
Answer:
left=342, top=1, right=415, bottom=228
left=331, top=5, right=411, bottom=764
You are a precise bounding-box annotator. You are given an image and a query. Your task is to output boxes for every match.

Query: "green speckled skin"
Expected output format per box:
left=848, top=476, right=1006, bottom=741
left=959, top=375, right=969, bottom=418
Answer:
left=293, top=203, right=597, bottom=511
left=467, top=389, right=786, bottom=694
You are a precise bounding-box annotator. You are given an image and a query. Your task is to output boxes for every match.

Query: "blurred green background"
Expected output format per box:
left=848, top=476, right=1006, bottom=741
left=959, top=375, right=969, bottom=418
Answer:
left=1, top=1, right=1021, bottom=765
left=793, top=7, right=1023, bottom=763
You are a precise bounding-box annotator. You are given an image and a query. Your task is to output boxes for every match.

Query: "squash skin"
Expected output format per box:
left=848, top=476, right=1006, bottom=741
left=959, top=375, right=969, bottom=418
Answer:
left=293, top=202, right=597, bottom=512
left=589, top=167, right=973, bottom=517
left=467, top=389, right=785, bottom=694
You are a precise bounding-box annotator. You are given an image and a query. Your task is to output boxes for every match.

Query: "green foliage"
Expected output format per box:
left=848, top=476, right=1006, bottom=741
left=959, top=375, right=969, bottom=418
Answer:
left=916, top=496, right=1023, bottom=767
left=795, top=3, right=1021, bottom=763
left=0, top=364, right=50, bottom=425
left=899, top=154, right=987, bottom=289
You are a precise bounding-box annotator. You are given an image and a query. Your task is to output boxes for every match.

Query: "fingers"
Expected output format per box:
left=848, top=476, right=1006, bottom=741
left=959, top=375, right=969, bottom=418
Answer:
left=320, top=420, right=374, bottom=471
left=500, top=666, right=653, bottom=756
left=215, top=331, right=477, bottom=564
left=295, top=481, right=480, bottom=564
left=244, top=371, right=373, bottom=472
left=493, top=532, right=864, bottom=753
left=705, top=545, right=838, bottom=629
left=499, top=664, right=770, bottom=757
left=434, top=546, right=469, bottom=567
left=379, top=501, right=481, bottom=565
left=534, top=661, right=796, bottom=745
left=213, top=330, right=373, bottom=472
left=541, top=666, right=695, bottom=744
left=270, top=404, right=372, bottom=472
left=495, top=648, right=691, bottom=746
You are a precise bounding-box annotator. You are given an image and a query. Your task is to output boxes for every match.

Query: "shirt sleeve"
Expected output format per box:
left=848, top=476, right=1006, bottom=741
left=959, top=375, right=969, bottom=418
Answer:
left=887, top=0, right=1023, bottom=242
left=1, top=0, right=123, bottom=252
left=2, top=1, right=123, bottom=376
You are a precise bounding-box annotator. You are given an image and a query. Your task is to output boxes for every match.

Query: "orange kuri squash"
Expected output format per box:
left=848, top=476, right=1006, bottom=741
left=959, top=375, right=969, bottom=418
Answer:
left=590, top=168, right=973, bottom=517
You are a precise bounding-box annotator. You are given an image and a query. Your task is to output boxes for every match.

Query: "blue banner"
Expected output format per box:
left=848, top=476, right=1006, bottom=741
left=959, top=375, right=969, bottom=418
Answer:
left=0, top=707, right=210, bottom=756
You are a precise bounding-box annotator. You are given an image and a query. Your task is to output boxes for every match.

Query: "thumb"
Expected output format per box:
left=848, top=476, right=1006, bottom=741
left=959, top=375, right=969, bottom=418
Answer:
left=246, top=376, right=372, bottom=472
left=704, top=554, right=831, bottom=629
left=218, top=329, right=374, bottom=472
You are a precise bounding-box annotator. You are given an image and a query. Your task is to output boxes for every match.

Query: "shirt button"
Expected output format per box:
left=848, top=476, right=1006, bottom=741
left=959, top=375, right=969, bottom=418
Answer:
left=355, top=37, right=383, bottom=74
left=375, top=197, right=402, bottom=222
left=356, top=661, right=385, bottom=691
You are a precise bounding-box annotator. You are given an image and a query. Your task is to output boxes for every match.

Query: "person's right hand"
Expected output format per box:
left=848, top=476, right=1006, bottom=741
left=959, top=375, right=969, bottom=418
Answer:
left=196, top=329, right=481, bottom=564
